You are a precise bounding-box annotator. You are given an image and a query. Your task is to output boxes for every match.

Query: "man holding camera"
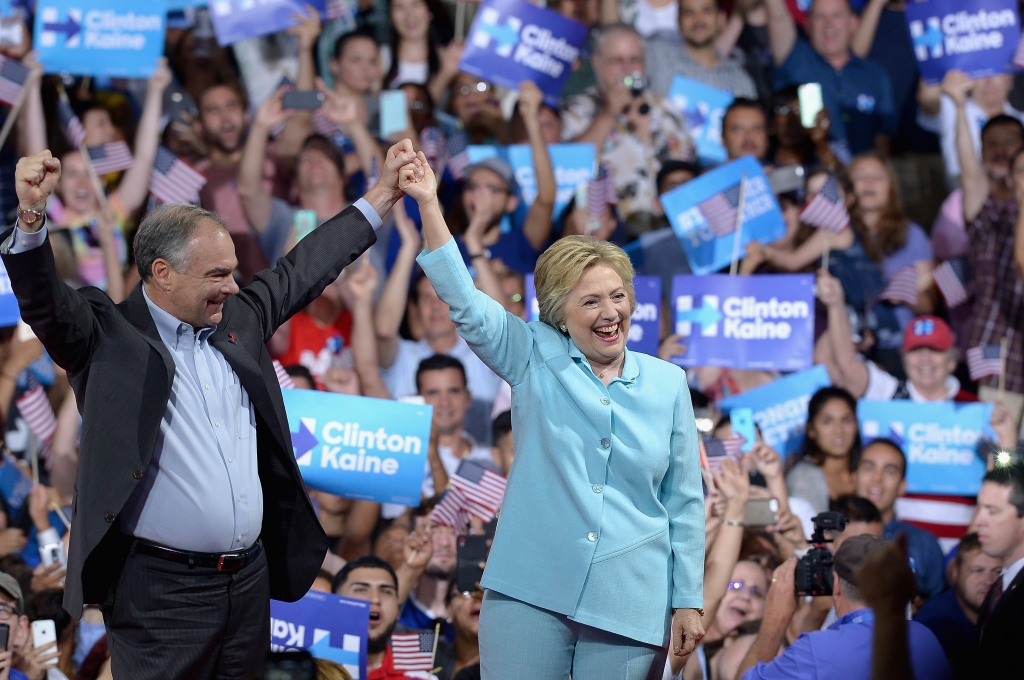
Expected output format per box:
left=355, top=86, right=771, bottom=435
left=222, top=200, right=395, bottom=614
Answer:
left=735, top=535, right=952, bottom=679
left=561, top=23, right=694, bottom=236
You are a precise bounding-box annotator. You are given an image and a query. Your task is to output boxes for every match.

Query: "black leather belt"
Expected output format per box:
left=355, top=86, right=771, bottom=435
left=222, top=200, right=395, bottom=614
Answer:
left=133, top=539, right=262, bottom=573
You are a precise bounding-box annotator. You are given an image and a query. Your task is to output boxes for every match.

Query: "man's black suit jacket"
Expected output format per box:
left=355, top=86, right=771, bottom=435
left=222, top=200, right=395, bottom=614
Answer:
left=0, top=204, right=376, bottom=618
left=975, top=562, right=1024, bottom=677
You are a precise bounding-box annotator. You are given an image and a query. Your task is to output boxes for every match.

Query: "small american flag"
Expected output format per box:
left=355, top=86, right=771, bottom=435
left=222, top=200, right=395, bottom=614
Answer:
left=273, top=360, right=296, bottom=389
left=391, top=631, right=436, bottom=672
left=587, top=163, right=616, bottom=218
left=967, top=345, right=1002, bottom=381
left=16, top=384, right=57, bottom=443
left=312, top=112, right=343, bottom=138
left=799, top=174, right=849, bottom=233
left=420, top=126, right=445, bottom=172
left=57, top=97, right=86, bottom=148
left=0, top=56, right=28, bottom=107
left=430, top=487, right=471, bottom=530
left=87, top=141, right=134, bottom=175
left=366, top=157, right=380, bottom=190
left=877, top=265, right=918, bottom=307
left=722, top=436, right=744, bottom=460
left=450, top=459, right=506, bottom=522
left=150, top=146, right=206, bottom=205
left=445, top=132, right=469, bottom=180
left=697, top=182, right=742, bottom=238
left=932, top=256, right=972, bottom=309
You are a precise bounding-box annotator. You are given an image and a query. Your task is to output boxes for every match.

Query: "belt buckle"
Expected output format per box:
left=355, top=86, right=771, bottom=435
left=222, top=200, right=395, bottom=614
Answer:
left=217, top=554, right=243, bottom=572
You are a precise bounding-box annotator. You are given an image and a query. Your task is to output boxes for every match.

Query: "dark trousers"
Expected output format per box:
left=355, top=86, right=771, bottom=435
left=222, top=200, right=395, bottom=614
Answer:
left=102, top=541, right=270, bottom=680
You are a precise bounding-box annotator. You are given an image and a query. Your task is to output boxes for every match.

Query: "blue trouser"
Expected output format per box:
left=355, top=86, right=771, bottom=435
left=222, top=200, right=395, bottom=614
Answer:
left=478, top=590, right=667, bottom=680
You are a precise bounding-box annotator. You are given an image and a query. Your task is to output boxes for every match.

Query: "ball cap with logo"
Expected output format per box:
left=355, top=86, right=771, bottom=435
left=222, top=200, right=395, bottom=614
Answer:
left=902, top=315, right=954, bottom=353
left=834, top=534, right=887, bottom=587
left=0, top=572, right=24, bottom=612
left=464, top=157, right=519, bottom=195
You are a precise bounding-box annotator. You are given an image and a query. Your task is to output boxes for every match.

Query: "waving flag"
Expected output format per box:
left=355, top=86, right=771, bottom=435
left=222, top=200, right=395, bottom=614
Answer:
left=273, top=360, right=296, bottom=389
left=56, top=97, right=86, bottom=148
left=967, top=345, right=1002, bottom=381
left=799, top=174, right=848, bottom=233
left=391, top=631, right=436, bottom=672
left=150, top=146, right=206, bottom=205
left=587, top=163, right=616, bottom=218
left=16, top=385, right=57, bottom=444
left=0, top=56, right=28, bottom=107
left=697, top=182, right=741, bottom=238
left=876, top=266, right=918, bottom=307
left=450, top=459, right=506, bottom=522
left=430, top=487, right=471, bottom=529
left=932, top=256, right=972, bottom=309
left=87, top=141, right=133, bottom=175
left=444, top=132, right=470, bottom=180
left=312, top=112, right=343, bottom=138
left=420, top=126, right=445, bottom=172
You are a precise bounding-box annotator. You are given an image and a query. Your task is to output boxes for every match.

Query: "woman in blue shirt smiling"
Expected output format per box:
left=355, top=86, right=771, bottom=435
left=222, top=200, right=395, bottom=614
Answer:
left=396, top=144, right=705, bottom=679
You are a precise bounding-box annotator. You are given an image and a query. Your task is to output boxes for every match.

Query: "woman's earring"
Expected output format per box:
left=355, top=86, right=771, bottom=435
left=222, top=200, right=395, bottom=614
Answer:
left=559, top=324, right=567, bottom=332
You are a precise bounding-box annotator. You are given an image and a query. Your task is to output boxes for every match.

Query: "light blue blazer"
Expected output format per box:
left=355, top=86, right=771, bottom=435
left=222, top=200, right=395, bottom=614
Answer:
left=417, top=238, right=704, bottom=647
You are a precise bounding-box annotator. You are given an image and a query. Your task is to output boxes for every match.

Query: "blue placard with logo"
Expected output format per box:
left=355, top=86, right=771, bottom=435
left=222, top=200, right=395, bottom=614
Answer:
left=33, top=0, right=167, bottom=77
left=271, top=592, right=369, bottom=680
left=208, top=0, right=326, bottom=46
left=670, top=274, right=814, bottom=370
left=857, top=400, right=992, bottom=495
left=460, top=0, right=588, bottom=108
left=283, top=389, right=432, bottom=507
left=720, top=365, right=831, bottom=456
left=668, top=76, right=733, bottom=166
left=660, top=156, right=786, bottom=276
left=0, top=259, right=19, bottom=328
left=525, top=274, right=662, bottom=356
left=906, top=0, right=1021, bottom=84
left=466, top=143, right=595, bottom=228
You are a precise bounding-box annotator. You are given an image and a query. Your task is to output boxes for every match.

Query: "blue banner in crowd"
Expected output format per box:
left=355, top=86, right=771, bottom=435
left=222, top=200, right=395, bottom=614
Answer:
left=282, top=390, right=432, bottom=506
left=466, top=143, right=595, bottom=229
left=209, top=0, right=326, bottom=46
left=525, top=274, right=661, bottom=356
left=670, top=274, right=814, bottom=370
left=906, top=0, right=1021, bottom=84
left=668, top=76, right=733, bottom=166
left=0, top=260, right=19, bottom=328
left=271, top=592, right=369, bottom=680
left=0, top=456, right=32, bottom=515
left=660, top=156, right=786, bottom=276
left=167, top=0, right=209, bottom=9
left=720, top=366, right=831, bottom=456
left=34, top=0, right=167, bottom=77
left=857, top=400, right=992, bottom=495
left=460, top=0, right=588, bottom=108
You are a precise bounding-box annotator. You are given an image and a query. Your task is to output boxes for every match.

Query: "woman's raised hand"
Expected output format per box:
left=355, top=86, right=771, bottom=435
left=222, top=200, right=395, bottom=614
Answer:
left=399, top=151, right=438, bottom=205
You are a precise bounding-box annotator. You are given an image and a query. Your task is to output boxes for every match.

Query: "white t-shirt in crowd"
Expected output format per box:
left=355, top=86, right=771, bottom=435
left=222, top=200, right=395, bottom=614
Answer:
left=634, top=0, right=678, bottom=38
left=862, top=361, right=962, bottom=402
left=381, top=335, right=502, bottom=405
left=917, top=95, right=1024, bottom=182
left=379, top=45, right=429, bottom=87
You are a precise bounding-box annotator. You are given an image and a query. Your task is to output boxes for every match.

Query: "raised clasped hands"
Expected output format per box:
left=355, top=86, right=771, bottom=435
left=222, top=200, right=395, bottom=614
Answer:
left=398, top=150, right=438, bottom=206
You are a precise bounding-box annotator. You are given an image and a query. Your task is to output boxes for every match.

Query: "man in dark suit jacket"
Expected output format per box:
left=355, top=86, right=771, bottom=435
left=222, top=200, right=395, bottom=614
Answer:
left=5, top=142, right=418, bottom=679
left=974, top=463, right=1024, bottom=678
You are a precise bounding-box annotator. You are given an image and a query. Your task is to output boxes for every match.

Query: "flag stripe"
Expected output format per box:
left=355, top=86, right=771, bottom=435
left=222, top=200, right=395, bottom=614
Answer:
left=876, top=265, right=918, bottom=307
left=150, top=146, right=206, bottom=204
left=16, top=385, right=57, bottom=442
left=87, top=141, right=134, bottom=175
left=273, top=360, right=296, bottom=390
left=967, top=345, right=1002, bottom=381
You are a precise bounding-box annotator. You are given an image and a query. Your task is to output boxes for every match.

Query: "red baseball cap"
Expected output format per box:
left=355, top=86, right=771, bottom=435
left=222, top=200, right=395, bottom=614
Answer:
left=902, top=316, right=954, bottom=352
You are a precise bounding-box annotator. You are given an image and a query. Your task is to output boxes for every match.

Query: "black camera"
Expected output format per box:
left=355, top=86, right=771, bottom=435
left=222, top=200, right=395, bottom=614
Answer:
left=795, top=512, right=847, bottom=596
left=622, top=72, right=647, bottom=98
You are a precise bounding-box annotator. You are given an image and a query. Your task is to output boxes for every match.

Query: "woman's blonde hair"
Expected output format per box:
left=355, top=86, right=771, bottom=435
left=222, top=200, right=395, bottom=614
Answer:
left=534, top=235, right=637, bottom=329
left=314, top=658, right=353, bottom=680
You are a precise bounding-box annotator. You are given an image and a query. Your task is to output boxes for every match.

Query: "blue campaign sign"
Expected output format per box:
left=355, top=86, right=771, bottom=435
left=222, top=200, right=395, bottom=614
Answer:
left=668, top=76, right=733, bottom=166
left=209, top=0, right=326, bottom=46
left=167, top=0, right=209, bottom=9
left=670, top=274, right=814, bottom=371
left=720, top=365, right=831, bottom=457
left=34, top=0, right=167, bottom=78
left=0, top=259, right=19, bottom=328
left=271, top=592, right=369, bottom=680
left=460, top=0, right=588, bottom=108
left=660, top=156, right=786, bottom=276
left=525, top=274, right=662, bottom=355
left=906, top=0, right=1021, bottom=84
left=466, top=143, right=595, bottom=227
left=857, top=400, right=992, bottom=495
left=282, top=389, right=432, bottom=506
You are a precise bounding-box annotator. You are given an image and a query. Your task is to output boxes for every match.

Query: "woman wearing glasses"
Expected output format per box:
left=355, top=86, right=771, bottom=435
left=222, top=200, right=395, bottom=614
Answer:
left=399, top=148, right=705, bottom=680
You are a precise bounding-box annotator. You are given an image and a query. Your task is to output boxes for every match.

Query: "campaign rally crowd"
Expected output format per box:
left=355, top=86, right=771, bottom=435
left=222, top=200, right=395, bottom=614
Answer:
left=0, top=0, right=1020, bottom=677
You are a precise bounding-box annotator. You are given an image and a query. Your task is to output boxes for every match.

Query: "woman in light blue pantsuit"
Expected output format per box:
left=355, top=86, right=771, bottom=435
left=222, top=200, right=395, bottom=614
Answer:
left=398, top=146, right=705, bottom=679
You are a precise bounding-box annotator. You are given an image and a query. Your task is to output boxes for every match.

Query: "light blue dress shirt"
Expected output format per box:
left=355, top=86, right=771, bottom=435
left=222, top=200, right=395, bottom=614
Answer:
left=417, top=237, right=704, bottom=647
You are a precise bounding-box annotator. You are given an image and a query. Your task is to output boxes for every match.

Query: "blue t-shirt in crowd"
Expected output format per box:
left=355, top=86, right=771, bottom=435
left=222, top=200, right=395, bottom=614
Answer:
left=9, top=669, right=28, bottom=680
left=886, top=518, right=946, bottom=599
left=914, top=588, right=976, bottom=677
left=741, top=608, right=952, bottom=680
left=397, top=597, right=455, bottom=643
left=773, top=39, right=897, bottom=154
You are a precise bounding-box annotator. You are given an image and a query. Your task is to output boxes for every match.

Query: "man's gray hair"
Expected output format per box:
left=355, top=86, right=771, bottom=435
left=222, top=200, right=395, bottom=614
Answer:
left=134, top=203, right=227, bottom=282
left=592, top=22, right=643, bottom=58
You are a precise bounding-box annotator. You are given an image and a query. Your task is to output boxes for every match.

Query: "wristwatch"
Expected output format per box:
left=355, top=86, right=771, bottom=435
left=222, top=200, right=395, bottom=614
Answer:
left=16, top=206, right=45, bottom=228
